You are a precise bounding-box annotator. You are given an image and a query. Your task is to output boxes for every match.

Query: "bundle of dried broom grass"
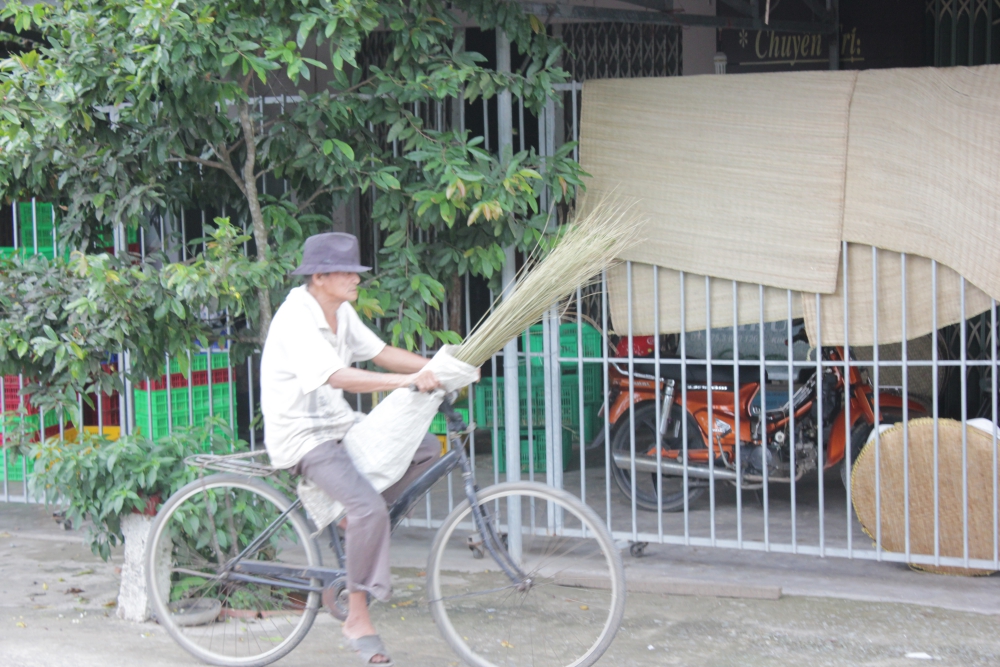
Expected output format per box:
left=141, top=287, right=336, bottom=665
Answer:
left=454, top=195, right=645, bottom=368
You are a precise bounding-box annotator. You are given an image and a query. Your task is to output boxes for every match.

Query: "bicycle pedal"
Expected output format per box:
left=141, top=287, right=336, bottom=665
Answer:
left=322, top=580, right=350, bottom=622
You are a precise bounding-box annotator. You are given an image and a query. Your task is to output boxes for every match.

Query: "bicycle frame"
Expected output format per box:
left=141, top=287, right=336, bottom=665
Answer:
left=214, top=399, right=528, bottom=596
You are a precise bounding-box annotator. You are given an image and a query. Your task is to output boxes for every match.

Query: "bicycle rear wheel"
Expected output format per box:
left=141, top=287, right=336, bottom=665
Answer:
left=427, top=481, right=625, bottom=667
left=146, top=474, right=321, bottom=667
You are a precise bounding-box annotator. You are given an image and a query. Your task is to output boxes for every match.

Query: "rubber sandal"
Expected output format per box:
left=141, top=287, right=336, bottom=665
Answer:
left=349, top=634, right=394, bottom=666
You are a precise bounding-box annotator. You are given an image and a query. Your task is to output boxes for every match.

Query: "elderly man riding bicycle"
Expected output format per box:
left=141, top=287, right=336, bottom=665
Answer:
left=260, top=232, right=455, bottom=666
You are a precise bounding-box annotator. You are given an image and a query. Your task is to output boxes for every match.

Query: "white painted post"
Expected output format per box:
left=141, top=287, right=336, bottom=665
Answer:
left=496, top=28, right=523, bottom=562
left=117, top=514, right=168, bottom=622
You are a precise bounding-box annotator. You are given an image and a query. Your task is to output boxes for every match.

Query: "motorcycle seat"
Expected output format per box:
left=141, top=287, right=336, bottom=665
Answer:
left=633, top=360, right=765, bottom=386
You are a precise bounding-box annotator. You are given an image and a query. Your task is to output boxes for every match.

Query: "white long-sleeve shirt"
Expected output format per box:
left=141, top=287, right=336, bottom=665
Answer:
left=260, top=286, right=386, bottom=468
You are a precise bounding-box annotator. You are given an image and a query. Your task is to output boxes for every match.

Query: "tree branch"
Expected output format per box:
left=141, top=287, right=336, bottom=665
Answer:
left=166, top=155, right=230, bottom=172
left=295, top=186, right=346, bottom=214
left=205, top=143, right=248, bottom=198
left=252, top=164, right=279, bottom=182
left=238, top=101, right=274, bottom=339
left=333, top=76, right=376, bottom=97
left=228, top=117, right=280, bottom=155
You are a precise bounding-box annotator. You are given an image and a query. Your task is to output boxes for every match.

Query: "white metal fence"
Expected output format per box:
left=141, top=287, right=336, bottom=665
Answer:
left=4, top=69, right=999, bottom=577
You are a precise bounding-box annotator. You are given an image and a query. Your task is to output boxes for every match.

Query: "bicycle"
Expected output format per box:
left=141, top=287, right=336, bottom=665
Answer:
left=145, top=397, right=626, bottom=667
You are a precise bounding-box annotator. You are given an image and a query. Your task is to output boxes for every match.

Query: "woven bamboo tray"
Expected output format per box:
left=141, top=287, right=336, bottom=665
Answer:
left=851, top=418, right=999, bottom=576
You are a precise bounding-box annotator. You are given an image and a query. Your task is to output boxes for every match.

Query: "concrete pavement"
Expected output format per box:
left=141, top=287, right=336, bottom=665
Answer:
left=2, top=501, right=1000, bottom=666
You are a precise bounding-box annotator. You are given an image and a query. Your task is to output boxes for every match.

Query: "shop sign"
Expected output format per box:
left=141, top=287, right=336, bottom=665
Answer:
left=720, top=26, right=863, bottom=72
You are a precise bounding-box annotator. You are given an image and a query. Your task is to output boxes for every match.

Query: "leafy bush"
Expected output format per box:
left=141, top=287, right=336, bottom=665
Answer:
left=30, top=418, right=247, bottom=561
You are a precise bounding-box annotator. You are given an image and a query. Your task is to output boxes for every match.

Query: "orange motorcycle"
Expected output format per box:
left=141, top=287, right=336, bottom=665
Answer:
left=603, top=337, right=925, bottom=511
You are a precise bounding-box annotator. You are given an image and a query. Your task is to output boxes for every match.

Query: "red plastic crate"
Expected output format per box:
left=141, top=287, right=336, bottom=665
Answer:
left=136, top=373, right=188, bottom=391
left=75, top=362, right=122, bottom=427
left=136, top=377, right=164, bottom=391
left=3, top=376, right=21, bottom=411
left=101, top=392, right=119, bottom=426
left=3, top=376, right=38, bottom=415
left=189, top=368, right=234, bottom=387
left=83, top=390, right=121, bottom=427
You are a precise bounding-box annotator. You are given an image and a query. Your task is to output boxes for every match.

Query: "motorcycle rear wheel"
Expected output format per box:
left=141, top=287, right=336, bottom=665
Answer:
left=611, top=402, right=708, bottom=512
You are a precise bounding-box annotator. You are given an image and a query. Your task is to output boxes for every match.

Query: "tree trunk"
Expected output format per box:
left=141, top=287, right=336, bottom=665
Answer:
left=238, top=103, right=273, bottom=341
left=449, top=272, right=463, bottom=335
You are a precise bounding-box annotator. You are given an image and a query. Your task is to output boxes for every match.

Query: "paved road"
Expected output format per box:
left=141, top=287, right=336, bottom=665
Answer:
left=2, top=503, right=999, bottom=666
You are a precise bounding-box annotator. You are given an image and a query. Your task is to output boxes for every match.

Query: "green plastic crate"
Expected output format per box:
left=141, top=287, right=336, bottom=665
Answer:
left=18, top=202, right=58, bottom=258
left=0, top=410, right=59, bottom=435
left=582, top=364, right=604, bottom=404
left=162, top=351, right=232, bottom=375
left=559, top=373, right=601, bottom=445
left=3, top=453, right=34, bottom=482
left=93, top=225, right=138, bottom=248
left=494, top=428, right=573, bottom=473
left=523, top=323, right=603, bottom=367
left=190, top=383, right=237, bottom=434
left=134, top=387, right=194, bottom=439
left=476, top=374, right=601, bottom=444
left=0, top=414, right=37, bottom=434
left=135, top=382, right=236, bottom=440
left=429, top=408, right=469, bottom=435
left=474, top=375, right=547, bottom=429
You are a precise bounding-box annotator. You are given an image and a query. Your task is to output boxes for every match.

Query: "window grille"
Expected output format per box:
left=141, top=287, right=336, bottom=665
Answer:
left=560, top=22, right=682, bottom=80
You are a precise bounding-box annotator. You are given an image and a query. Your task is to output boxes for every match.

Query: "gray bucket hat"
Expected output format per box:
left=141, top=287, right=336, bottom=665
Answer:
left=290, top=232, right=371, bottom=275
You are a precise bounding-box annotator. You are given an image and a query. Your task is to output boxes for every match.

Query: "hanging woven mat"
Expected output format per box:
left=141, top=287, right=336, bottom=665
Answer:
left=851, top=418, right=999, bottom=576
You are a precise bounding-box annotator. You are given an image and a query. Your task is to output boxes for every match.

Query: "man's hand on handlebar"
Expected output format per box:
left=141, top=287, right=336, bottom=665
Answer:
left=408, top=368, right=443, bottom=393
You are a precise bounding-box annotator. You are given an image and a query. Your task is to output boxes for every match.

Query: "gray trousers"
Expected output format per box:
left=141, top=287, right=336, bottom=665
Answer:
left=292, top=433, right=441, bottom=601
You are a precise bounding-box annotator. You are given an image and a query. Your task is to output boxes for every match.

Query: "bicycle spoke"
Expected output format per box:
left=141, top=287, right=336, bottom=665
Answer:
left=429, top=482, right=625, bottom=667
left=147, top=475, right=320, bottom=667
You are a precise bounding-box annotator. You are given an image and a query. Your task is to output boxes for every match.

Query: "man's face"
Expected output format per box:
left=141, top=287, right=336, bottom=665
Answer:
left=312, top=272, right=360, bottom=302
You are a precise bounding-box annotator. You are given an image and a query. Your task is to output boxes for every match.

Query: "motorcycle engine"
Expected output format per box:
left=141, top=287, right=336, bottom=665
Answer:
left=741, top=444, right=780, bottom=477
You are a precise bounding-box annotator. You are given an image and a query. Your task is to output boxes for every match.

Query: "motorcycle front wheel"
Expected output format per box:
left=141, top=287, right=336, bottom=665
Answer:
left=611, top=402, right=708, bottom=512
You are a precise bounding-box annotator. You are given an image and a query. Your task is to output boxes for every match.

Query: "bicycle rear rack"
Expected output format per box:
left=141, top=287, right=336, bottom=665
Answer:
left=185, top=451, right=276, bottom=477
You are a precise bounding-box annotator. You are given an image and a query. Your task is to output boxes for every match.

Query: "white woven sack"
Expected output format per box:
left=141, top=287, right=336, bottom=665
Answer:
left=300, top=345, right=477, bottom=531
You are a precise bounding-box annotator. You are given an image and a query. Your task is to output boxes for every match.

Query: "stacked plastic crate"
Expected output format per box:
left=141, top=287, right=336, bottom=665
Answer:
left=1, top=375, right=61, bottom=481
left=523, top=322, right=604, bottom=447
left=473, top=323, right=604, bottom=474
left=93, top=224, right=140, bottom=255
left=474, top=374, right=569, bottom=473
left=14, top=202, right=68, bottom=260
left=134, top=352, right=237, bottom=441
left=82, top=367, right=122, bottom=440
left=0, top=202, right=141, bottom=259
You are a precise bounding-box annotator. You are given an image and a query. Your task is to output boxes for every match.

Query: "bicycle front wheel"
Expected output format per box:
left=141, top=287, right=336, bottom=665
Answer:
left=427, top=481, right=626, bottom=667
left=145, top=474, right=321, bottom=667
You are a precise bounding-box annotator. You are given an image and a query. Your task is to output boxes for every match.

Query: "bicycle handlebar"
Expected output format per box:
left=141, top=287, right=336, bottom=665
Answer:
left=407, top=385, right=470, bottom=432
left=438, top=392, right=471, bottom=434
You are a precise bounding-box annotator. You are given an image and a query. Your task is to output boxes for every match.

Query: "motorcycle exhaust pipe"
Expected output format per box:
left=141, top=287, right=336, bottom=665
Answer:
left=612, top=453, right=802, bottom=484
left=611, top=452, right=740, bottom=481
